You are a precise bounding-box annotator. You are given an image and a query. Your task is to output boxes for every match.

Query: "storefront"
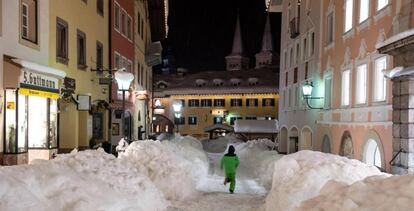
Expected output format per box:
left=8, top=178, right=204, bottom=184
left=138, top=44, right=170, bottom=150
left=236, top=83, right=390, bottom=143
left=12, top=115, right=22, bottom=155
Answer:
left=3, top=58, right=65, bottom=165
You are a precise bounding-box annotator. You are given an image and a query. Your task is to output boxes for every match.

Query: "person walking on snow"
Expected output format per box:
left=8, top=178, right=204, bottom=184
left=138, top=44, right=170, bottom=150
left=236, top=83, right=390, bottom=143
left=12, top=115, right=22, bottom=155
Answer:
left=220, top=145, right=240, bottom=194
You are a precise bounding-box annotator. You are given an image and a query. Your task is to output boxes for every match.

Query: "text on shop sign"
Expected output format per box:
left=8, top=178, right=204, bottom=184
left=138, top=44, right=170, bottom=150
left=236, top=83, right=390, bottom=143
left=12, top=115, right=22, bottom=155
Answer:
left=20, top=69, right=58, bottom=90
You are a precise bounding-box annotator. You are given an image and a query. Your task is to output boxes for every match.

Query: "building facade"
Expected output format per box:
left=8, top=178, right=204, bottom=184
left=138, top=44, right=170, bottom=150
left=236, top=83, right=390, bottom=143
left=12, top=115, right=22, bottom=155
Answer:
left=277, top=0, right=322, bottom=154
left=49, top=0, right=110, bottom=153
left=110, top=0, right=135, bottom=145
left=0, top=0, right=68, bottom=165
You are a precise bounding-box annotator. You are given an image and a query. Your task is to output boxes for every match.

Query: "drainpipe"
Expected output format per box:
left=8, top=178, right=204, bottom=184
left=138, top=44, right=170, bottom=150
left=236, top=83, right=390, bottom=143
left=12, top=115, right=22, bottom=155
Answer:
left=108, top=0, right=113, bottom=153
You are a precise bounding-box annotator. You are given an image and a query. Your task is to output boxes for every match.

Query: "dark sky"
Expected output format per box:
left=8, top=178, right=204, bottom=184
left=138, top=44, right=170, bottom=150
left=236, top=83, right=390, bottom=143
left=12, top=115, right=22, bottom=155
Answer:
left=166, top=0, right=281, bottom=72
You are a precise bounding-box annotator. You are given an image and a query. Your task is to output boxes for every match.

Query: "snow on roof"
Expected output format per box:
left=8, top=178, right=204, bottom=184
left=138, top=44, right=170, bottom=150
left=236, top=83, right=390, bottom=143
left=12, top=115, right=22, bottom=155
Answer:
left=204, top=124, right=234, bottom=132
left=234, top=120, right=279, bottom=134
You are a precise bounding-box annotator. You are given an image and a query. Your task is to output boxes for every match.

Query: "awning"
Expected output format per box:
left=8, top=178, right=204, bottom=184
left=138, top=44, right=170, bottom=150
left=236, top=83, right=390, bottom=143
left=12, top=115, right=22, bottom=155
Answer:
left=12, top=59, right=66, bottom=78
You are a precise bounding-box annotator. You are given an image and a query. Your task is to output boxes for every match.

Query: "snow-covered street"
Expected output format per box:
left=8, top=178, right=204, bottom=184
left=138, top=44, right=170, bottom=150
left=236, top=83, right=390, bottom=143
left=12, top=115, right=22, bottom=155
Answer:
left=2, top=135, right=414, bottom=211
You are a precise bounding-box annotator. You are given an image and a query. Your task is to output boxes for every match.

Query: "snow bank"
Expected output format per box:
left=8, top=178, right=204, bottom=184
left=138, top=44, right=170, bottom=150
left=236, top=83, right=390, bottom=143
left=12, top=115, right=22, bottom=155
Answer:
left=265, top=150, right=386, bottom=211
left=0, top=149, right=168, bottom=211
left=229, top=139, right=283, bottom=189
left=296, top=174, right=414, bottom=210
left=118, top=136, right=209, bottom=201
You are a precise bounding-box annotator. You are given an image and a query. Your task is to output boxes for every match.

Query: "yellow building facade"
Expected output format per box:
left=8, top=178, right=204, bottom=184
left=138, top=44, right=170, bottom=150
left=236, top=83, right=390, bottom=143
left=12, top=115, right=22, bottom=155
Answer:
left=49, top=0, right=109, bottom=151
left=156, top=93, right=279, bottom=139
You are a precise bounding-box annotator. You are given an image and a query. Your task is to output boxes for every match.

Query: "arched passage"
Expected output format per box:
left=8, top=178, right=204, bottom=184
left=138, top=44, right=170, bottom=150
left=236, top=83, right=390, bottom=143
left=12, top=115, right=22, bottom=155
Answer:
left=300, top=127, right=312, bottom=150
left=289, top=127, right=299, bottom=154
left=363, top=139, right=382, bottom=167
left=340, top=131, right=354, bottom=159
left=322, top=135, right=331, bottom=153
left=279, top=127, right=288, bottom=154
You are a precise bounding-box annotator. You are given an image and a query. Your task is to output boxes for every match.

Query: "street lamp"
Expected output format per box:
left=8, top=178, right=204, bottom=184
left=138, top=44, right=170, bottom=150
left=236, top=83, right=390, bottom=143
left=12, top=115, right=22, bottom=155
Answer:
left=114, top=68, right=134, bottom=141
left=302, top=81, right=324, bottom=109
left=172, top=101, right=182, bottom=133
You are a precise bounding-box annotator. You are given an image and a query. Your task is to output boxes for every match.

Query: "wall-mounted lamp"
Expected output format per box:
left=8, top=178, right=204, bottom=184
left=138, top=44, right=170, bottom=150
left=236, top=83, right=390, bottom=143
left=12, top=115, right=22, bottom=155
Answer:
left=302, top=81, right=324, bottom=110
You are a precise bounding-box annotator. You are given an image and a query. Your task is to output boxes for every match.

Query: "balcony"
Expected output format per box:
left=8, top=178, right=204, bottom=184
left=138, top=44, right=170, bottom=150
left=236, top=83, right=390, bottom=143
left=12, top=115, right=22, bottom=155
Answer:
left=290, top=17, right=300, bottom=39
left=145, top=41, right=163, bottom=66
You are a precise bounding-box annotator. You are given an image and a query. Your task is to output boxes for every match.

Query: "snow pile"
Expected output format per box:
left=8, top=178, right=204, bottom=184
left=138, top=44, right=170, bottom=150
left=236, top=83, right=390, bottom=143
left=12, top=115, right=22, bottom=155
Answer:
left=297, top=174, right=414, bottom=210
left=229, top=139, right=283, bottom=189
left=0, top=149, right=168, bottom=211
left=118, top=136, right=209, bottom=201
left=265, top=150, right=387, bottom=211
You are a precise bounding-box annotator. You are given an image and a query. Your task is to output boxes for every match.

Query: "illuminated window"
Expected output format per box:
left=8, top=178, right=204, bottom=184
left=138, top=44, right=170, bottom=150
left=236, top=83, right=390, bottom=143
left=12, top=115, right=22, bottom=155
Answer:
left=377, top=0, right=388, bottom=11
left=374, top=56, right=387, bottom=101
left=356, top=64, right=367, bottom=104
left=344, top=0, right=353, bottom=33
left=359, top=0, right=369, bottom=23
left=341, top=69, right=351, bottom=106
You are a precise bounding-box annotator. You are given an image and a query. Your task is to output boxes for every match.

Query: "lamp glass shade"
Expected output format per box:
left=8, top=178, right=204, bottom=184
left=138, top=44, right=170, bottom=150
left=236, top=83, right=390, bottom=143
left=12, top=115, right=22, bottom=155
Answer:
left=114, top=69, right=134, bottom=91
left=302, top=83, right=313, bottom=96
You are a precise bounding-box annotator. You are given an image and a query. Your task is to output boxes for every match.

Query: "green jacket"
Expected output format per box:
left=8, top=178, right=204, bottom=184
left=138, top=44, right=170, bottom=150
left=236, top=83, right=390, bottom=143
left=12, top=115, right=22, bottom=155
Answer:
left=220, top=155, right=240, bottom=174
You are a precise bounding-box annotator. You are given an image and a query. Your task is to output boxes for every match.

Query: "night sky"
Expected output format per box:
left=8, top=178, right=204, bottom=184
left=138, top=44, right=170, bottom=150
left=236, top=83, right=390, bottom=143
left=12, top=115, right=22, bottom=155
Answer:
left=166, top=0, right=281, bottom=72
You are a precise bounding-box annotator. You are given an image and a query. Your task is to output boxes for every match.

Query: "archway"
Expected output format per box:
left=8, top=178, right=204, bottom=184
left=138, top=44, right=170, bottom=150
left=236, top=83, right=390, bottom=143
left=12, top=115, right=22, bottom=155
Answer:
left=340, top=131, right=354, bottom=159
left=279, top=127, right=288, bottom=154
left=300, top=127, right=312, bottom=150
left=363, top=139, right=382, bottom=168
left=322, top=135, right=331, bottom=153
left=289, top=127, right=299, bottom=154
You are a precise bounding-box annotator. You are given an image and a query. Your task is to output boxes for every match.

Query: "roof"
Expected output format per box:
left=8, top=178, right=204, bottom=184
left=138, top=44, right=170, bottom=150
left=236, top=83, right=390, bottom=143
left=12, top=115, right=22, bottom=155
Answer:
left=154, top=68, right=279, bottom=97
left=234, top=120, right=279, bottom=134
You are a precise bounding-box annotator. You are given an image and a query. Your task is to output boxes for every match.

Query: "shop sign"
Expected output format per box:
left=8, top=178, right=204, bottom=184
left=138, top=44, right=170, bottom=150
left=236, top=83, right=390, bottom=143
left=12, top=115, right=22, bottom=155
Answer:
left=20, top=69, right=59, bottom=91
left=19, top=88, right=60, bottom=100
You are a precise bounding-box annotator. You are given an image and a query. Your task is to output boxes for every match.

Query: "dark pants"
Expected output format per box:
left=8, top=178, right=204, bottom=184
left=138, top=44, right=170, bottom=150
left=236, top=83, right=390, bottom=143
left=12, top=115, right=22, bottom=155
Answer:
left=225, top=173, right=236, bottom=192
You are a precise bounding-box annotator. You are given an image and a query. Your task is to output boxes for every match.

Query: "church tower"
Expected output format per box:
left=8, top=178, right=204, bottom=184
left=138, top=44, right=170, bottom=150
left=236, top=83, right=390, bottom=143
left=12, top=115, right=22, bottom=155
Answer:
left=225, top=14, right=250, bottom=71
left=255, top=14, right=278, bottom=69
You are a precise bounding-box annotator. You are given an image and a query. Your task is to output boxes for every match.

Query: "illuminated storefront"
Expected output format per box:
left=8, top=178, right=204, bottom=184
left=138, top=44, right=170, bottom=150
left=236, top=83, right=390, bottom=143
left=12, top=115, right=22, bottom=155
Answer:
left=3, top=58, right=65, bottom=165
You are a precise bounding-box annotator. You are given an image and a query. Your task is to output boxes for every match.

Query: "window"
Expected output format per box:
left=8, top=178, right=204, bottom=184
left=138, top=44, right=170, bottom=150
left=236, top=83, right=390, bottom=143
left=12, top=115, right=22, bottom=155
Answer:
left=230, top=99, right=242, bottom=107
left=325, top=76, right=332, bottom=109
left=214, top=99, right=225, bottom=107
left=121, top=10, right=126, bottom=35
left=201, top=99, right=212, bottom=107
left=114, top=52, right=121, bottom=68
left=374, top=56, right=387, bottom=101
left=230, top=117, right=242, bottom=125
left=77, top=30, right=87, bottom=69
left=309, top=32, right=315, bottom=56
left=96, top=41, right=103, bottom=70
left=356, top=64, right=367, bottom=104
left=140, top=65, right=144, bottom=85
left=302, top=37, right=307, bottom=60
left=174, top=117, right=185, bottom=125
left=285, top=72, right=288, bottom=86
left=289, top=47, right=293, bottom=68
left=294, top=68, right=298, bottom=83
left=188, top=99, right=199, bottom=107
left=188, top=116, right=197, bottom=125
left=246, top=116, right=257, bottom=120
left=137, top=12, right=141, bottom=36
left=178, top=99, right=185, bottom=107
left=127, top=16, right=132, bottom=40
left=141, top=19, right=144, bottom=39
left=305, top=62, right=309, bottom=79
left=344, top=0, right=353, bottom=32
left=262, top=98, right=275, bottom=107
left=359, top=0, right=369, bottom=23
left=97, top=0, right=104, bottom=16
left=213, top=117, right=223, bottom=124
left=56, top=17, right=68, bottom=63
left=21, top=0, right=38, bottom=44
left=284, top=51, right=287, bottom=70
left=327, top=12, right=334, bottom=44
left=296, top=42, right=300, bottom=65
left=377, top=0, right=388, bottom=11
left=246, top=99, right=258, bottom=107
left=341, top=69, right=351, bottom=106
left=295, top=86, right=300, bottom=107
left=114, top=3, right=120, bottom=31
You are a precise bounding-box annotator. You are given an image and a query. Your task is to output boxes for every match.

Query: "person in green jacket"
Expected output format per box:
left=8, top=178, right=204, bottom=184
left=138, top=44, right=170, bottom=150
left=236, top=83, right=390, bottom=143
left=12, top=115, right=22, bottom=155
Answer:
left=220, top=145, right=240, bottom=194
